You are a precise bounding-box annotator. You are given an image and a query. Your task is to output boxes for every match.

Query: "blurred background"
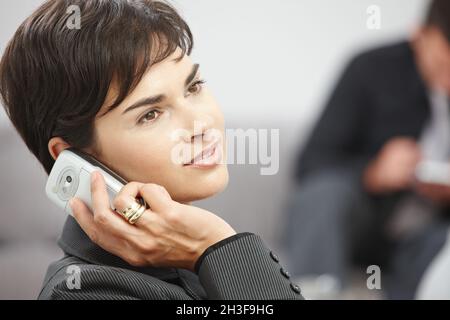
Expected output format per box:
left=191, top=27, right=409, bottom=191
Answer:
left=0, top=0, right=442, bottom=299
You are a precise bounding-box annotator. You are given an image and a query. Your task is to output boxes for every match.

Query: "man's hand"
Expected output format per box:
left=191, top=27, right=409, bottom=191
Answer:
left=415, top=182, right=450, bottom=205
left=363, top=137, right=422, bottom=193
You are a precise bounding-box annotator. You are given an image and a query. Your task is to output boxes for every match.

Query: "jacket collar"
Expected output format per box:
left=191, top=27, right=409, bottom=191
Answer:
left=57, top=215, right=207, bottom=299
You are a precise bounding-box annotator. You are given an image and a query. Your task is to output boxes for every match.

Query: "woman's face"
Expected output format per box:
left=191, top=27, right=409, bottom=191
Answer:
left=88, top=47, right=228, bottom=203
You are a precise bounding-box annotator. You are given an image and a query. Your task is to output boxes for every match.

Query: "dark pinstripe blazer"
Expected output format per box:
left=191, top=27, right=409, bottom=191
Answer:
left=38, top=216, right=304, bottom=300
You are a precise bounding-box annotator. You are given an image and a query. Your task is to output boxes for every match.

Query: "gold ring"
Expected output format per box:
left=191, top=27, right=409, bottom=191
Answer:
left=117, top=199, right=145, bottom=224
left=128, top=204, right=146, bottom=225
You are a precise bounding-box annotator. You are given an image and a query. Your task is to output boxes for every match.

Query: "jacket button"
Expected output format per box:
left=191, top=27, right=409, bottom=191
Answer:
left=270, top=251, right=280, bottom=262
left=280, top=267, right=290, bottom=279
left=290, top=283, right=301, bottom=294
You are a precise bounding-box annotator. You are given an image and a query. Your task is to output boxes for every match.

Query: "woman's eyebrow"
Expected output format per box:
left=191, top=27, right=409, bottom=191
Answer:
left=185, top=63, right=200, bottom=86
left=122, top=94, right=165, bottom=115
left=122, top=63, right=200, bottom=115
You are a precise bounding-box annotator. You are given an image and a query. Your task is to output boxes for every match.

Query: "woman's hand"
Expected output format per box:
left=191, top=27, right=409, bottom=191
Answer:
left=69, top=171, right=237, bottom=272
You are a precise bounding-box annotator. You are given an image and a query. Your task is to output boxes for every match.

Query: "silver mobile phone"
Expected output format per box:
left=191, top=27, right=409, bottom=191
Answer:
left=45, top=147, right=146, bottom=215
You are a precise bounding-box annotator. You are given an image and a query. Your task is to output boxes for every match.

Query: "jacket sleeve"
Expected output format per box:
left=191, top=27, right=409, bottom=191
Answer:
left=195, top=232, right=304, bottom=300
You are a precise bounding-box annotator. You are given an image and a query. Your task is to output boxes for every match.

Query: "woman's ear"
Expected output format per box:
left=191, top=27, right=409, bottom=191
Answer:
left=48, top=137, right=71, bottom=160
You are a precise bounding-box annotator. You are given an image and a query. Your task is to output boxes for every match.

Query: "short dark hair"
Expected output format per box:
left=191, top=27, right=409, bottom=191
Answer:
left=425, top=0, right=450, bottom=42
left=0, top=0, right=193, bottom=175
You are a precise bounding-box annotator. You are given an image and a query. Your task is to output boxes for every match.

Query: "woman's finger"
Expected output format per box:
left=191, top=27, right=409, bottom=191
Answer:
left=70, top=197, right=102, bottom=244
left=113, top=181, right=145, bottom=212
left=113, top=181, right=161, bottom=226
left=90, top=170, right=113, bottom=217
left=139, top=183, right=172, bottom=213
left=113, top=181, right=159, bottom=228
left=90, top=170, right=139, bottom=235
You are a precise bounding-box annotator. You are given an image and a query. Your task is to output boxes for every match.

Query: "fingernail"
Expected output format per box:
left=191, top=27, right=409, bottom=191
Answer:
left=69, top=198, right=76, bottom=209
left=91, top=171, right=98, bottom=184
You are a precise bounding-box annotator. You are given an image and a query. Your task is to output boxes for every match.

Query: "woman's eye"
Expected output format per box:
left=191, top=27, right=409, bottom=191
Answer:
left=139, top=109, right=161, bottom=124
left=187, top=79, right=206, bottom=95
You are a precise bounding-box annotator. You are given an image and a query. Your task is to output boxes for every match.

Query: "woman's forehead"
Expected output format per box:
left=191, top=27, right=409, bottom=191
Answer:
left=98, top=49, right=194, bottom=117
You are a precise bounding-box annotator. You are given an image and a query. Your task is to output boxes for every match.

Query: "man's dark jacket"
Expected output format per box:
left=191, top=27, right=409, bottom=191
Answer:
left=295, top=41, right=430, bottom=182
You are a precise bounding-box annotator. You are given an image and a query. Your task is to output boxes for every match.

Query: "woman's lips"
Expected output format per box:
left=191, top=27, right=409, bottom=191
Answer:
left=183, top=141, right=222, bottom=168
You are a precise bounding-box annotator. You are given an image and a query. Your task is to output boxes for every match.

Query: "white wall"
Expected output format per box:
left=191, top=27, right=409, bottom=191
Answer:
left=176, top=0, right=429, bottom=127
left=0, top=0, right=429, bottom=130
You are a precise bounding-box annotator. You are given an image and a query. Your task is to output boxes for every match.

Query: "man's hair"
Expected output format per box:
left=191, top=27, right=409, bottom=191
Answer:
left=425, top=0, right=450, bottom=42
left=0, top=0, right=193, bottom=175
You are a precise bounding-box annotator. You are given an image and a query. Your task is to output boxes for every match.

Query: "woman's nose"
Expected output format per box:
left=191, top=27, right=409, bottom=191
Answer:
left=181, top=112, right=215, bottom=142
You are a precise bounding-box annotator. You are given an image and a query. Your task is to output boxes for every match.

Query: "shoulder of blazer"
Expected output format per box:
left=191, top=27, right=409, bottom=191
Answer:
left=37, top=255, right=192, bottom=300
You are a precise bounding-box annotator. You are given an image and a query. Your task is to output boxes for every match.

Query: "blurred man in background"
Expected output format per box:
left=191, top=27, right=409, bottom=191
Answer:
left=283, top=0, right=450, bottom=299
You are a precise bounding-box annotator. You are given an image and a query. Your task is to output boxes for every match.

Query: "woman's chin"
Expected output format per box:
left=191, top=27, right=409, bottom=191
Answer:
left=173, top=169, right=229, bottom=203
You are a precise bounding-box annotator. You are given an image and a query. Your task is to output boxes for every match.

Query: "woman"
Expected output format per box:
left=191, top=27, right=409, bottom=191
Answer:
left=0, top=0, right=303, bottom=300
